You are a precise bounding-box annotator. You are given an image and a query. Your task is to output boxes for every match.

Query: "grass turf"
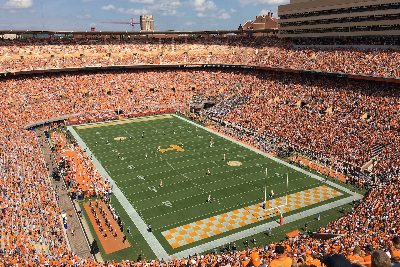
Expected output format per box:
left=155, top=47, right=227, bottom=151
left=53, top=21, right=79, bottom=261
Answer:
left=71, top=114, right=361, bottom=262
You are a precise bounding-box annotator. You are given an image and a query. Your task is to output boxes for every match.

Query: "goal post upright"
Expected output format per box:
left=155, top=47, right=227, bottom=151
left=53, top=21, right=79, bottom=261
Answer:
left=264, top=168, right=267, bottom=203
left=286, top=166, right=289, bottom=206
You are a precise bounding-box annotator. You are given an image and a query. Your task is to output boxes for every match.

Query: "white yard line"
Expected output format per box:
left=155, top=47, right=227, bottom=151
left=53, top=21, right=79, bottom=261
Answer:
left=165, top=160, right=175, bottom=170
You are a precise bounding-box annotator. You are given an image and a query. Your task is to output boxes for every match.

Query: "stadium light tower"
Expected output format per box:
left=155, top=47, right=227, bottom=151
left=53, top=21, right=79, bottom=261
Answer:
left=100, top=18, right=140, bottom=31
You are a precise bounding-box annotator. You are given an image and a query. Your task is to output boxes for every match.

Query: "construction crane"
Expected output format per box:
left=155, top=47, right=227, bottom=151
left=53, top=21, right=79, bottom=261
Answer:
left=100, top=18, right=140, bottom=31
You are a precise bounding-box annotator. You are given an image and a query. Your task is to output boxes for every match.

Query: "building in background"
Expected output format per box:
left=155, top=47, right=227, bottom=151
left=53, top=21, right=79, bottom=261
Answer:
left=278, top=0, right=400, bottom=38
left=0, top=34, right=17, bottom=39
left=243, top=12, right=279, bottom=30
left=140, top=15, right=154, bottom=31
left=241, top=13, right=278, bottom=36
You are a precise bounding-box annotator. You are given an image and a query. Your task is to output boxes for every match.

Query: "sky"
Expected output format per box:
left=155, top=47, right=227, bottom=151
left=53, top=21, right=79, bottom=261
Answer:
left=0, top=0, right=288, bottom=32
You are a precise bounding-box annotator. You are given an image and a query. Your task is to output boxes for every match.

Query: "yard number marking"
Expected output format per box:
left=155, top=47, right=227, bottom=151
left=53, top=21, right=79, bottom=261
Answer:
left=162, top=201, right=172, bottom=207
left=148, top=186, right=157, bottom=192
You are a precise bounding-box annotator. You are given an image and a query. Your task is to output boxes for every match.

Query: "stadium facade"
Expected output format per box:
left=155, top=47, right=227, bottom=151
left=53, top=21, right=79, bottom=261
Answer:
left=278, top=0, right=400, bottom=38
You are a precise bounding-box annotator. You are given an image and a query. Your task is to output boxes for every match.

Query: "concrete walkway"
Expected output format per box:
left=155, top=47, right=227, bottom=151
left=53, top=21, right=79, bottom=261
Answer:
left=38, top=128, right=99, bottom=261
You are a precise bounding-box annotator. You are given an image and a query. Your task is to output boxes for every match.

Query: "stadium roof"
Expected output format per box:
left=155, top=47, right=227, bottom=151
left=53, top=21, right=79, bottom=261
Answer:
left=0, top=29, right=277, bottom=36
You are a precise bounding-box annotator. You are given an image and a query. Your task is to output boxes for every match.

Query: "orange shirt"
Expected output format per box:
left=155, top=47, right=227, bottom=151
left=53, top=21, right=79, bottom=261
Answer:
left=308, top=259, right=322, bottom=267
left=347, top=255, right=364, bottom=262
left=363, top=255, right=371, bottom=262
left=391, top=248, right=400, bottom=258
left=269, top=256, right=292, bottom=267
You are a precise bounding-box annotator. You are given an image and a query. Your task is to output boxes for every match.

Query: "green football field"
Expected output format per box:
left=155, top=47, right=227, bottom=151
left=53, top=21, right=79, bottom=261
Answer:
left=68, top=114, right=361, bottom=262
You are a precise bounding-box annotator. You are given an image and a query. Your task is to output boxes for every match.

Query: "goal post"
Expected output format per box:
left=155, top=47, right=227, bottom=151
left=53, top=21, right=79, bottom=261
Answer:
left=286, top=166, right=289, bottom=206
left=264, top=167, right=289, bottom=206
left=264, top=168, right=267, bottom=203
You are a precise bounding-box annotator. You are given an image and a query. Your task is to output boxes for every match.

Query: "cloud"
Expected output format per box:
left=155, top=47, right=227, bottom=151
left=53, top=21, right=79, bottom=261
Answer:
left=258, top=9, right=269, bottom=16
left=123, top=8, right=148, bottom=15
left=8, top=9, right=24, bottom=13
left=192, top=0, right=217, bottom=11
left=185, top=21, right=196, bottom=25
left=130, top=0, right=154, bottom=3
left=120, top=0, right=183, bottom=14
left=146, top=0, right=182, bottom=12
left=197, top=12, right=206, bottom=17
left=219, top=12, right=231, bottom=19
left=113, top=0, right=185, bottom=18
left=81, top=0, right=99, bottom=2
left=77, top=14, right=91, bottom=19
left=101, top=4, right=115, bottom=10
left=162, top=9, right=185, bottom=16
left=77, top=9, right=91, bottom=19
left=230, top=8, right=236, bottom=13
left=90, top=23, right=96, bottom=26
left=2, top=0, right=33, bottom=9
left=257, top=8, right=277, bottom=16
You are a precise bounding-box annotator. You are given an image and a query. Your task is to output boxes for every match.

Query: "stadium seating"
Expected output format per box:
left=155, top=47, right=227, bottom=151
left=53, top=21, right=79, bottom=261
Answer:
left=0, top=37, right=398, bottom=266
left=1, top=36, right=400, bottom=77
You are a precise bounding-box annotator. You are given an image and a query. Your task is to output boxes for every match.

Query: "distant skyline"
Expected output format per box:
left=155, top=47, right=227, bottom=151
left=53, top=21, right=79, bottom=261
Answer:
left=0, top=0, right=288, bottom=32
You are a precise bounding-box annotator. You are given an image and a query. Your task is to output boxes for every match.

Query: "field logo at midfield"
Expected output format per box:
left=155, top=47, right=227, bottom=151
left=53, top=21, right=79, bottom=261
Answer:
left=227, top=161, right=242, bottom=166
left=76, top=114, right=173, bottom=129
left=114, top=137, right=126, bottom=141
left=159, top=145, right=184, bottom=153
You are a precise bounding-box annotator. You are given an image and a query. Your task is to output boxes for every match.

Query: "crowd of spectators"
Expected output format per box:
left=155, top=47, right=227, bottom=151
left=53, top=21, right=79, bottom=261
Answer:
left=53, top=133, right=112, bottom=198
left=0, top=49, right=399, bottom=266
left=1, top=36, right=400, bottom=77
left=0, top=130, right=71, bottom=265
left=202, top=69, right=400, bottom=171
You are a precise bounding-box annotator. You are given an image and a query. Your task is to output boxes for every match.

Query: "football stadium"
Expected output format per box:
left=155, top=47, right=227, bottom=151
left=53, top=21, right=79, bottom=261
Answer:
left=0, top=0, right=400, bottom=266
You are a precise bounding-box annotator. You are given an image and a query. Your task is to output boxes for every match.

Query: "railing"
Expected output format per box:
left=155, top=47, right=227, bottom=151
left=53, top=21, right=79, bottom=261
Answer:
left=23, top=106, right=186, bottom=130
left=1, top=63, right=400, bottom=83
left=24, top=113, right=84, bottom=130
